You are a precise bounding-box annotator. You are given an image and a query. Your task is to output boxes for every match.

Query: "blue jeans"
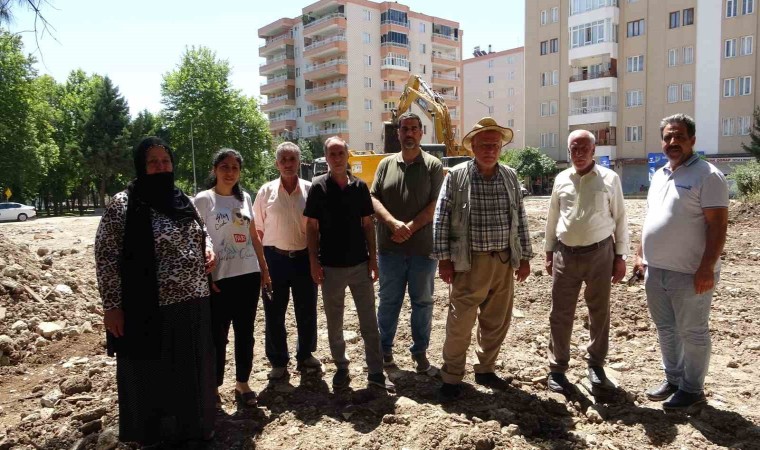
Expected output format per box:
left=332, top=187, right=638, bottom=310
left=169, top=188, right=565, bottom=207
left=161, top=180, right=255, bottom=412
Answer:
left=377, top=253, right=437, bottom=355
left=645, top=266, right=717, bottom=394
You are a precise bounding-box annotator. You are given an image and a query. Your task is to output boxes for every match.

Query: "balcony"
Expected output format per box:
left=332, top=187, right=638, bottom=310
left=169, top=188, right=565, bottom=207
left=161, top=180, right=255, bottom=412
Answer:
left=432, top=52, right=459, bottom=68
left=569, top=70, right=617, bottom=93
left=381, top=57, right=411, bottom=79
left=303, top=13, right=346, bottom=37
left=568, top=103, right=617, bottom=127
left=305, top=104, right=349, bottom=123
left=259, top=54, right=295, bottom=76
left=569, top=41, right=618, bottom=61
left=382, top=111, right=393, bottom=122
left=432, top=32, right=459, bottom=47
left=303, top=127, right=350, bottom=141
left=568, top=4, right=619, bottom=28
left=260, top=74, right=295, bottom=95
left=261, top=94, right=296, bottom=113
left=381, top=19, right=410, bottom=35
left=305, top=81, right=348, bottom=102
left=431, top=72, right=460, bottom=88
left=259, top=34, right=294, bottom=57
left=304, top=59, right=348, bottom=81
left=303, top=35, right=347, bottom=59
left=269, top=111, right=297, bottom=133
left=381, top=86, right=404, bottom=100
left=381, top=41, right=410, bottom=55
left=258, top=18, right=297, bottom=39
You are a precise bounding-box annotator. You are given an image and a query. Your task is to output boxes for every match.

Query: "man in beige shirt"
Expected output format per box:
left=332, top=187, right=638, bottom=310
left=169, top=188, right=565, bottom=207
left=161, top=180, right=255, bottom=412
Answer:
left=544, top=129, right=628, bottom=394
left=253, top=142, right=320, bottom=380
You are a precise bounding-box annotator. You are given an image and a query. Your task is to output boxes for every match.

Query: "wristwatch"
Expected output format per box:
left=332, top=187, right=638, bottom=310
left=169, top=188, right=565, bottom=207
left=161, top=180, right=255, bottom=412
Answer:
left=616, top=254, right=628, bottom=261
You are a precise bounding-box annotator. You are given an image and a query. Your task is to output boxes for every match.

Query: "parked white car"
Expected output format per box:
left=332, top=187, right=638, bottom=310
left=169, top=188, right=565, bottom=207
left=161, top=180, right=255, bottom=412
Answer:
left=0, top=202, right=37, bottom=222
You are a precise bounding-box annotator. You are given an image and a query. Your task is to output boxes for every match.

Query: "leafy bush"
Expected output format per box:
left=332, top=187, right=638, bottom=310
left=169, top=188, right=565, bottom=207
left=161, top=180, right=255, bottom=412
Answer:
left=730, top=161, right=760, bottom=196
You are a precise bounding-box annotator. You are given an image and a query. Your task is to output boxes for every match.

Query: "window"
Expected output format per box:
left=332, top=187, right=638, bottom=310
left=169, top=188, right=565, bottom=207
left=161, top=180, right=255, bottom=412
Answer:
left=550, top=100, right=558, bottom=115
left=507, top=104, right=514, bottom=112
left=739, top=76, right=752, bottom=95
left=540, top=9, right=548, bottom=25
left=297, top=107, right=302, bottom=117
left=669, top=11, right=680, bottom=29
left=626, top=126, right=643, bottom=142
left=552, top=70, right=559, bottom=85
left=507, top=56, right=515, bottom=64
left=508, top=87, right=515, bottom=96
left=668, top=84, right=680, bottom=103
left=739, top=116, right=752, bottom=135
left=540, top=133, right=557, bottom=148
left=724, top=78, right=737, bottom=97
left=627, top=19, right=644, bottom=37
left=550, top=38, right=559, bottom=53
left=488, top=90, right=494, bottom=99
left=540, top=72, right=549, bottom=86
left=683, top=8, right=694, bottom=25
left=552, top=7, right=559, bottom=22
left=723, top=117, right=735, bottom=135
left=420, top=64, right=426, bottom=74
left=419, top=43, right=426, bottom=53
left=683, top=46, right=694, bottom=64
left=668, top=48, right=679, bottom=66
left=419, top=22, right=426, bottom=32
left=626, top=90, right=643, bottom=107
left=295, top=67, right=301, bottom=77
left=384, top=101, right=396, bottom=111
left=682, top=83, right=693, bottom=101
left=488, top=59, right=494, bottom=68
left=725, top=39, right=737, bottom=58
left=295, top=87, right=301, bottom=97
left=570, top=19, right=612, bottom=48
left=365, top=142, right=374, bottom=151
left=364, top=99, right=373, bottom=110
left=363, top=77, right=372, bottom=88
left=507, top=119, right=515, bottom=127
left=487, top=105, right=494, bottom=114
left=508, top=71, right=515, bottom=80
left=540, top=102, right=550, bottom=117
left=627, top=55, right=644, bottom=72
left=740, top=35, right=754, bottom=55
left=488, top=75, right=494, bottom=83
left=364, top=121, right=372, bottom=132
left=540, top=41, right=548, bottom=55
left=727, top=0, right=738, bottom=17
left=364, top=55, right=372, bottom=66
left=362, top=32, right=371, bottom=43
left=743, top=0, right=754, bottom=14
left=363, top=9, right=372, bottom=21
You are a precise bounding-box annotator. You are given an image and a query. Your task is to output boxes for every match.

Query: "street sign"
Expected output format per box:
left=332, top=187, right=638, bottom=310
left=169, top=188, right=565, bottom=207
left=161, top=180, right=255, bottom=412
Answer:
left=598, top=156, right=610, bottom=168
left=4, top=188, right=10, bottom=200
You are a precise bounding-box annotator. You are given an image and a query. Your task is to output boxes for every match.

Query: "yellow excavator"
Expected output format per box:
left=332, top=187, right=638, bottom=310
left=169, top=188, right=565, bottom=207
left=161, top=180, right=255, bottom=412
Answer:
left=313, top=75, right=473, bottom=185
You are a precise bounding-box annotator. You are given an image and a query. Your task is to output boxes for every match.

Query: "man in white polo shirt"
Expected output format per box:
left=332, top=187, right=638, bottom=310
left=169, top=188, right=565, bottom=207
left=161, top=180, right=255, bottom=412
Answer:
left=634, top=113, right=728, bottom=412
left=544, top=129, right=628, bottom=394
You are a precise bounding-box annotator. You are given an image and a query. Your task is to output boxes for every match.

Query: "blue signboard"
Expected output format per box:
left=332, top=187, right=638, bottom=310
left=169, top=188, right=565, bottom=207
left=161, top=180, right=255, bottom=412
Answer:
left=598, top=156, right=610, bottom=168
left=648, top=151, right=705, bottom=180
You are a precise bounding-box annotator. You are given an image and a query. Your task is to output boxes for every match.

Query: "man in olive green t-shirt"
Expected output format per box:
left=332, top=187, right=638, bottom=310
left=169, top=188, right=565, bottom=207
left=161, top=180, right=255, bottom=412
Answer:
left=370, top=112, right=444, bottom=376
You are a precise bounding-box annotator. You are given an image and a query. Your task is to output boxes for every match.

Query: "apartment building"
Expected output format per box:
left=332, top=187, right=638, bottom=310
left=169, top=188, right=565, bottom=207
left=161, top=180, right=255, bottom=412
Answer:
left=258, top=0, right=463, bottom=153
left=462, top=46, right=526, bottom=150
left=525, top=0, right=758, bottom=193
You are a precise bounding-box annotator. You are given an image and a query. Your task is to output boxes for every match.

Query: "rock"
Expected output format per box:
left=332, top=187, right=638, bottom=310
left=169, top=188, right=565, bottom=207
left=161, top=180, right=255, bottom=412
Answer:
left=60, top=376, right=92, bottom=395
left=79, top=419, right=102, bottom=435
left=0, top=335, right=14, bottom=353
left=62, top=356, right=90, bottom=368
left=0, top=306, right=6, bottom=320
left=41, top=388, right=62, bottom=407
left=37, top=247, right=50, bottom=257
left=11, top=320, right=26, bottom=332
left=532, top=269, right=543, bottom=276
left=394, top=396, right=420, bottom=414
left=2, top=264, right=23, bottom=278
left=42, top=255, right=54, bottom=266
left=502, top=424, right=521, bottom=436
left=55, top=284, right=73, bottom=296
left=513, top=309, right=525, bottom=318
left=344, top=330, right=359, bottom=343
left=585, top=405, right=606, bottom=423
left=609, top=362, right=630, bottom=371
left=60, top=249, right=71, bottom=256
left=36, top=322, right=63, bottom=339
left=79, top=321, right=94, bottom=334
left=96, top=427, right=119, bottom=450
left=39, top=407, right=54, bottom=420
left=35, top=336, right=48, bottom=347
left=21, top=412, right=41, bottom=422
left=72, top=406, right=108, bottom=423
left=747, top=343, right=760, bottom=351
left=728, top=360, right=740, bottom=368
left=475, top=437, right=494, bottom=450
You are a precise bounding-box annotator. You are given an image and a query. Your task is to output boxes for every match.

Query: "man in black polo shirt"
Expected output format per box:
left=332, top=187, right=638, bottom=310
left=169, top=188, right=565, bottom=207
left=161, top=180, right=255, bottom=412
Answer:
left=304, top=136, right=393, bottom=392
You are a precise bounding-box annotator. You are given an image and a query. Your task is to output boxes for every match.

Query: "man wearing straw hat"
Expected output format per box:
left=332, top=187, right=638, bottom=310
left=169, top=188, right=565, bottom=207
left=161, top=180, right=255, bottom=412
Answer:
left=432, top=117, right=533, bottom=401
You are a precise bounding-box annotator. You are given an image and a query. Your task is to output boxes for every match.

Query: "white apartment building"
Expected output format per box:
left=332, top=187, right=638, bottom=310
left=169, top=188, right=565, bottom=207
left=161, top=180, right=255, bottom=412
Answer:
left=258, top=0, right=463, bottom=152
left=526, top=0, right=757, bottom=193
left=463, top=46, right=525, bottom=150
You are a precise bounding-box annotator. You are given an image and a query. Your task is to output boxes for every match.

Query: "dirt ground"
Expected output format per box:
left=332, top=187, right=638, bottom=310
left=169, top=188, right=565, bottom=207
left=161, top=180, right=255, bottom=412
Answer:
left=1, top=198, right=759, bottom=450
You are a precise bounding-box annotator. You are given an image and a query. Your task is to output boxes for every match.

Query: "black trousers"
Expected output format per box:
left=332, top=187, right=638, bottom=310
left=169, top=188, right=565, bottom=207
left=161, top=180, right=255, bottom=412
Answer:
left=210, top=272, right=260, bottom=386
left=263, top=247, right=318, bottom=368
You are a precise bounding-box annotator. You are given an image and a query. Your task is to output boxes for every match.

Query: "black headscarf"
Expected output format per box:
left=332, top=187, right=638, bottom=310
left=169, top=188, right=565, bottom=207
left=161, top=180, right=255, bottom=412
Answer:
left=107, top=137, right=204, bottom=358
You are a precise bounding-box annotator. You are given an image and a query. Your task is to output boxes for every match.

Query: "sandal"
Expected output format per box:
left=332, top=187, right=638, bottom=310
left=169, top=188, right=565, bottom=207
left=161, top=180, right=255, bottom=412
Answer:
left=234, top=389, right=258, bottom=407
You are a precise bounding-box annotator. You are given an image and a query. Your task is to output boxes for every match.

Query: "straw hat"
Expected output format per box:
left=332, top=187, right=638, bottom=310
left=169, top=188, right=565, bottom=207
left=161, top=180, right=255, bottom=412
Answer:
left=461, top=117, right=514, bottom=152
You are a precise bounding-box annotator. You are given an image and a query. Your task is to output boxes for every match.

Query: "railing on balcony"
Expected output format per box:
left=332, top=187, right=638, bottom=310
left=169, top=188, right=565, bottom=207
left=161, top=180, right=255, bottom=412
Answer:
left=304, top=35, right=346, bottom=52
left=260, top=33, right=290, bottom=49
left=269, top=111, right=298, bottom=122
left=569, top=103, right=617, bottom=115
left=264, top=94, right=293, bottom=104
left=305, top=81, right=348, bottom=95
left=381, top=41, right=410, bottom=49
left=569, top=69, right=617, bottom=82
left=260, top=54, right=290, bottom=67
left=261, top=73, right=294, bottom=86
left=381, top=57, right=411, bottom=71
left=432, top=32, right=457, bottom=41
left=304, top=59, right=348, bottom=73
left=433, top=52, right=459, bottom=61
left=382, top=86, right=404, bottom=93
left=570, top=0, right=618, bottom=16
left=381, top=19, right=410, bottom=27
left=432, top=73, right=460, bottom=81
left=303, top=13, right=346, bottom=30
left=305, top=104, right=348, bottom=116
left=440, top=93, right=459, bottom=101
left=302, top=126, right=349, bottom=138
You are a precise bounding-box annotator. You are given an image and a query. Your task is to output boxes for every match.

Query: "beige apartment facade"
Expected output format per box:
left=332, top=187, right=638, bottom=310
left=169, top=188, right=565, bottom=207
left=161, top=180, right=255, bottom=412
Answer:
left=462, top=47, right=526, bottom=150
left=525, top=0, right=758, bottom=193
left=258, top=0, right=463, bottom=153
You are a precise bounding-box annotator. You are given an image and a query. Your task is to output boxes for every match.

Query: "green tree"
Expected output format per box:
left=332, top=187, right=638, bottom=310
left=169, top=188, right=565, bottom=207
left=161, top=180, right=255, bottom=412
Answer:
left=500, top=147, right=557, bottom=184
left=81, top=76, right=131, bottom=207
left=161, top=46, right=271, bottom=194
left=741, top=106, right=760, bottom=162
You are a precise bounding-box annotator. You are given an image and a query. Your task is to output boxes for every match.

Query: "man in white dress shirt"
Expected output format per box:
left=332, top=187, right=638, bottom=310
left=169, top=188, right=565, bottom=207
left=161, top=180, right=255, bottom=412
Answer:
left=253, top=142, right=321, bottom=379
left=544, top=129, right=628, bottom=393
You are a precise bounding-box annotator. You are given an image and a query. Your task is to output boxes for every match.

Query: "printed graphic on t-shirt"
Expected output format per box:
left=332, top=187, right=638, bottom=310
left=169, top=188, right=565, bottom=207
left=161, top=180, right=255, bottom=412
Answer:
left=214, top=206, right=255, bottom=262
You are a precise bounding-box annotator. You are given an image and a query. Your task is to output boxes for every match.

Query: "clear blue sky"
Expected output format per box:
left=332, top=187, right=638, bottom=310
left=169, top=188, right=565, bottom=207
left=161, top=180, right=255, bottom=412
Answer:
left=8, top=0, right=524, bottom=116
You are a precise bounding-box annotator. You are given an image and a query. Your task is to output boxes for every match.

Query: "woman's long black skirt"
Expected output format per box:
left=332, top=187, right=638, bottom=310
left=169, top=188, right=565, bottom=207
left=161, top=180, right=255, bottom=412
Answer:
left=116, top=296, right=216, bottom=445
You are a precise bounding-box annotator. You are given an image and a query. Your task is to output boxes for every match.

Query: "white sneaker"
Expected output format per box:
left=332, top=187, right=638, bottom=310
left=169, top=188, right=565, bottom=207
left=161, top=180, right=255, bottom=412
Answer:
left=268, top=366, right=288, bottom=380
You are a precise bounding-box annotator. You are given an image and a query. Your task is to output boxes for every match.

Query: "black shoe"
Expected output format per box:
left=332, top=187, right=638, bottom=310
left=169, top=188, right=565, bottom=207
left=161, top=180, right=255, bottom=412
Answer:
left=474, top=372, right=510, bottom=390
left=587, top=366, right=615, bottom=390
left=646, top=380, right=679, bottom=401
left=332, top=368, right=351, bottom=389
left=663, top=389, right=707, bottom=412
left=547, top=372, right=572, bottom=393
left=437, top=382, right=462, bottom=402
left=367, top=372, right=396, bottom=392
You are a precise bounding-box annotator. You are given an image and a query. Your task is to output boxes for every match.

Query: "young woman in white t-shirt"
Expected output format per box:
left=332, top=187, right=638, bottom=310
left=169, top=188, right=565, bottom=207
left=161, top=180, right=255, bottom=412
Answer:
left=193, top=148, right=270, bottom=407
